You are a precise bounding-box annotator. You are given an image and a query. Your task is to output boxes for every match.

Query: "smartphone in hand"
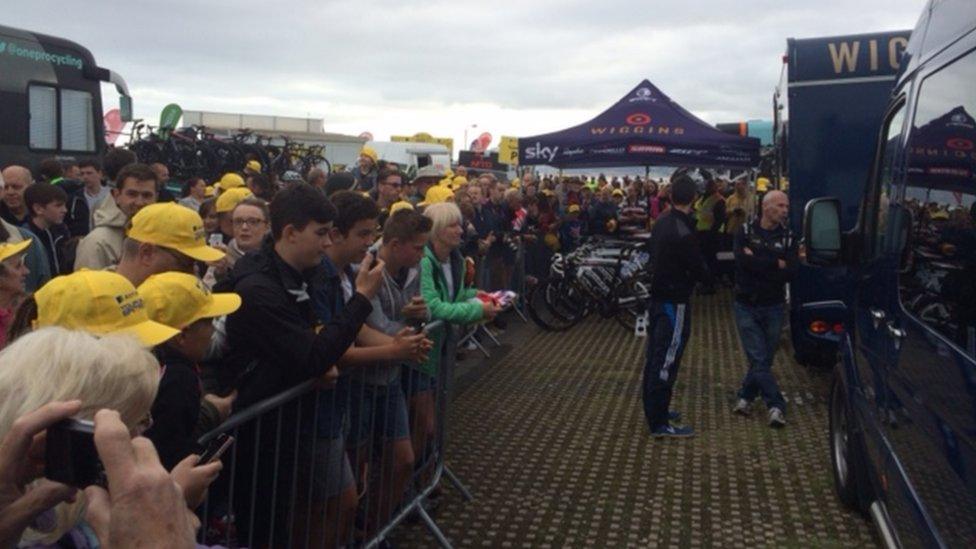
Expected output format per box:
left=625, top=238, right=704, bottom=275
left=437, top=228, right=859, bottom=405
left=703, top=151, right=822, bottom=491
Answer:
left=198, top=433, right=235, bottom=464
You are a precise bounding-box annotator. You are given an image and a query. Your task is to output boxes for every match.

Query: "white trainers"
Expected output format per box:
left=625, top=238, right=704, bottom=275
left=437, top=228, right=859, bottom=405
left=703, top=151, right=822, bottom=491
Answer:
left=732, top=398, right=750, bottom=416
left=768, top=407, right=787, bottom=428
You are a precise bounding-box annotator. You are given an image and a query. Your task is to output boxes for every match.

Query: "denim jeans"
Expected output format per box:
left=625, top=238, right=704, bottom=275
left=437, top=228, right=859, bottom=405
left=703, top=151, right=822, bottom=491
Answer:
left=733, top=301, right=786, bottom=411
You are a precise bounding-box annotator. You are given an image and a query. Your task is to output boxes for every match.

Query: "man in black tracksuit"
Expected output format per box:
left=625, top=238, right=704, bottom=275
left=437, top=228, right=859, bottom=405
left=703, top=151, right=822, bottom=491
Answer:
left=217, top=184, right=385, bottom=546
left=643, top=175, right=713, bottom=438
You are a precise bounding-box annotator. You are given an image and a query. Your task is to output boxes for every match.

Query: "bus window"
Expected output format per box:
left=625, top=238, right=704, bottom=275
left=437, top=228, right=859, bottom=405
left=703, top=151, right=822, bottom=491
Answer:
left=29, top=85, right=57, bottom=150
left=61, top=89, right=95, bottom=152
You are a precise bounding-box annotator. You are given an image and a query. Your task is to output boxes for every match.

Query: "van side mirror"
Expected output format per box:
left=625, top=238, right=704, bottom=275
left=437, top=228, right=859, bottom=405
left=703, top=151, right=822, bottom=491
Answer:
left=119, top=96, right=133, bottom=122
left=804, top=198, right=843, bottom=266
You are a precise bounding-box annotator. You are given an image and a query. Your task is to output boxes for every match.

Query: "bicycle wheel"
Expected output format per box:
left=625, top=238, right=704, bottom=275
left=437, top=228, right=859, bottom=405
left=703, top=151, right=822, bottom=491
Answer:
left=613, top=278, right=651, bottom=332
left=527, top=279, right=582, bottom=332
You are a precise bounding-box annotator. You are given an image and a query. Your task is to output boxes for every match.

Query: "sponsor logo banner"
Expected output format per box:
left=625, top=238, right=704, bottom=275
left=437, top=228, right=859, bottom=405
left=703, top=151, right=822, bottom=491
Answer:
left=627, top=144, right=665, bottom=154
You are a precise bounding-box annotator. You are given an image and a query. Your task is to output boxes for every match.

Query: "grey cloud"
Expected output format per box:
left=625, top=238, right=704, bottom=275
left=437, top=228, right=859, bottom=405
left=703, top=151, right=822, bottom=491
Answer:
left=6, top=0, right=924, bottom=126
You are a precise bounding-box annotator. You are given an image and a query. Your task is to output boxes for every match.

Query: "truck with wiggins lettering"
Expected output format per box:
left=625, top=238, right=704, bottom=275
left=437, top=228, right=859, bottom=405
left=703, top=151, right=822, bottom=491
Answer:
left=775, top=29, right=911, bottom=369
left=0, top=24, right=132, bottom=171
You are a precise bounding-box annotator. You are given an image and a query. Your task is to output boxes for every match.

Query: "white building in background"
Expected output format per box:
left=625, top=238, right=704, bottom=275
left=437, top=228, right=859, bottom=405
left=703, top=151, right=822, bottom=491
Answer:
left=181, top=110, right=366, bottom=170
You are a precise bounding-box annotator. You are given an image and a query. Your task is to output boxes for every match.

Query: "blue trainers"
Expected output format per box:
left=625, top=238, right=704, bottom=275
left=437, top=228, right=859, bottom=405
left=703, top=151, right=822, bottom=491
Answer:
left=667, top=410, right=681, bottom=422
left=651, top=423, right=695, bottom=438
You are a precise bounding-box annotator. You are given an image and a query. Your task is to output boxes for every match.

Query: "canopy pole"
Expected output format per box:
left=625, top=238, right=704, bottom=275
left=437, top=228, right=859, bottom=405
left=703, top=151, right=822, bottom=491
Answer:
left=644, top=165, right=650, bottom=179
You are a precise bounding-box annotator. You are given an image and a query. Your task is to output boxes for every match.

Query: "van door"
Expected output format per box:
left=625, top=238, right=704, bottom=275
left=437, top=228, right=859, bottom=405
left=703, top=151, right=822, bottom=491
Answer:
left=850, top=102, right=906, bottom=476
left=885, top=47, right=976, bottom=547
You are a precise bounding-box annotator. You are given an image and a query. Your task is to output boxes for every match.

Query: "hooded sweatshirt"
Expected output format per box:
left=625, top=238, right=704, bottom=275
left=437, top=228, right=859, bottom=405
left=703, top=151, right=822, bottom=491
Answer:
left=73, top=196, right=128, bottom=270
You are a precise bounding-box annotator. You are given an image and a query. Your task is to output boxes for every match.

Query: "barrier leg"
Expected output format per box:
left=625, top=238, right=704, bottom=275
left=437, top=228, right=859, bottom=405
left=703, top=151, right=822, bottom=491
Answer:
left=416, top=504, right=453, bottom=549
left=442, top=465, right=474, bottom=502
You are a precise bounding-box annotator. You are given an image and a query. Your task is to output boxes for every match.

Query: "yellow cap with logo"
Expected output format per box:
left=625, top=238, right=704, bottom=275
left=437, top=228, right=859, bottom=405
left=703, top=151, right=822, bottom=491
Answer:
left=245, top=160, right=262, bottom=173
left=139, top=272, right=242, bottom=329
left=35, top=270, right=180, bottom=346
left=215, top=187, right=253, bottom=213
left=128, top=203, right=225, bottom=262
left=218, top=172, right=245, bottom=190
left=0, top=239, right=31, bottom=263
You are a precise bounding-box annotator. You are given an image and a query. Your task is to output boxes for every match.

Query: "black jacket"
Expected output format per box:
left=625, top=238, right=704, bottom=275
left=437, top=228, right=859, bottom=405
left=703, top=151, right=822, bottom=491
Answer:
left=24, top=219, right=71, bottom=275
left=733, top=219, right=799, bottom=306
left=218, top=239, right=372, bottom=410
left=145, top=346, right=203, bottom=470
left=55, top=178, right=92, bottom=237
left=647, top=208, right=712, bottom=303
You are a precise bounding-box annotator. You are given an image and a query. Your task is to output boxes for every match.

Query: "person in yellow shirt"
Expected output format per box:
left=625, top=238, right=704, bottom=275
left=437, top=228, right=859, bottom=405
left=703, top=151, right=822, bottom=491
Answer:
left=725, top=179, right=756, bottom=235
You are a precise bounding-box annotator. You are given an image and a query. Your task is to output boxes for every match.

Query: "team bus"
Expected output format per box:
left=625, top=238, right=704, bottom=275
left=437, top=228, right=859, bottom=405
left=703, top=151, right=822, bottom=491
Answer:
left=775, top=29, right=911, bottom=369
left=0, top=24, right=132, bottom=171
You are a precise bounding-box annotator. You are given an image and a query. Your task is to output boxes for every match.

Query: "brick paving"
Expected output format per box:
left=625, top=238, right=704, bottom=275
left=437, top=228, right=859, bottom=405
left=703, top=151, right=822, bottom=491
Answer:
left=393, top=290, right=879, bottom=548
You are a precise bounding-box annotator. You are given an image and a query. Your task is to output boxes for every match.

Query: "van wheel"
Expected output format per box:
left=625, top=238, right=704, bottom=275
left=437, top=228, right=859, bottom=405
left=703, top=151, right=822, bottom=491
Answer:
left=829, top=370, right=868, bottom=514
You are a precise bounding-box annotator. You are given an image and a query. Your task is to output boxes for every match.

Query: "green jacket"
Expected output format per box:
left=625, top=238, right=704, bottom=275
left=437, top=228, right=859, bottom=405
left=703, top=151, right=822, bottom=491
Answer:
left=417, top=245, right=483, bottom=375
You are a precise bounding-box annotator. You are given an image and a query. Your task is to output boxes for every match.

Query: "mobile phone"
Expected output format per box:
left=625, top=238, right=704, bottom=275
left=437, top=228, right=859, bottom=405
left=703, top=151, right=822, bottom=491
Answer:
left=208, top=233, right=224, bottom=247
left=45, top=419, right=106, bottom=489
left=367, top=250, right=378, bottom=269
left=198, top=433, right=235, bottom=464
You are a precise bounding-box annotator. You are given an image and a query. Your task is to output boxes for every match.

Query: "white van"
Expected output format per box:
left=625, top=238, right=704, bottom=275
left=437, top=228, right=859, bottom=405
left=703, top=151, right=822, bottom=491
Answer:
left=366, top=141, right=451, bottom=175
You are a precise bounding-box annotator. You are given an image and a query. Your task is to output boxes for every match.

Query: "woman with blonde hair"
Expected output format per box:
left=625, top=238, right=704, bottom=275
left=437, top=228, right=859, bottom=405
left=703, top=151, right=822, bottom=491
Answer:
left=405, top=202, right=501, bottom=464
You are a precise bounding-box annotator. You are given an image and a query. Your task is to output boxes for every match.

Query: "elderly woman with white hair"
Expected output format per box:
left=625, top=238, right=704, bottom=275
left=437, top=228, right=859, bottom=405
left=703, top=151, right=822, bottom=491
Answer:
left=404, top=202, right=501, bottom=463
left=0, top=327, right=220, bottom=547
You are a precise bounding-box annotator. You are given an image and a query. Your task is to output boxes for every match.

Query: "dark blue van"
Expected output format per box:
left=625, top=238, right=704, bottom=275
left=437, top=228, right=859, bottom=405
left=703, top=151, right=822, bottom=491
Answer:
left=803, top=1, right=976, bottom=546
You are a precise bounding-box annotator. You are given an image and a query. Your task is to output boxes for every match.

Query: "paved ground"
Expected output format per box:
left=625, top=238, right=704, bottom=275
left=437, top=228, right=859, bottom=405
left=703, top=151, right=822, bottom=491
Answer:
left=393, top=290, right=879, bottom=548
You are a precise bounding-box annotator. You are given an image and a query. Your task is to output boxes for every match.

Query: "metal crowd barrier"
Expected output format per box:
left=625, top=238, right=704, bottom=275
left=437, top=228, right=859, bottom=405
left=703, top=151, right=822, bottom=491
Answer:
left=194, top=319, right=474, bottom=548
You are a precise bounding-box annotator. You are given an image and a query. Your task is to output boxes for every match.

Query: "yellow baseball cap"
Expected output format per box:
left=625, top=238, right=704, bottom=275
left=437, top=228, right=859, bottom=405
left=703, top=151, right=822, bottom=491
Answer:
left=245, top=160, right=262, bottom=173
left=218, top=172, right=245, bottom=190
left=128, top=203, right=226, bottom=262
left=567, top=204, right=581, bottom=214
left=0, top=239, right=31, bottom=263
left=139, top=272, right=242, bottom=329
left=35, top=270, right=179, bottom=347
left=360, top=146, right=378, bottom=163
left=510, top=178, right=521, bottom=189
left=389, top=200, right=414, bottom=215
left=215, top=187, right=254, bottom=213
left=418, top=185, right=453, bottom=206
left=612, top=188, right=624, bottom=197
left=204, top=185, right=216, bottom=198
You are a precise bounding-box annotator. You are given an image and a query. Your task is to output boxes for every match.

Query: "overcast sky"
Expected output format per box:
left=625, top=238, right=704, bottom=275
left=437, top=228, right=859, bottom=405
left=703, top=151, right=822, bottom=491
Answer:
left=9, top=0, right=924, bottom=147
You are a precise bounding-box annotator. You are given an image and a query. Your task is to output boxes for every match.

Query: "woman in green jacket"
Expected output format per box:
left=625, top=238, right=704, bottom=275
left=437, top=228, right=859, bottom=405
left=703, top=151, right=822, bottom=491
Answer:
left=408, top=201, right=500, bottom=460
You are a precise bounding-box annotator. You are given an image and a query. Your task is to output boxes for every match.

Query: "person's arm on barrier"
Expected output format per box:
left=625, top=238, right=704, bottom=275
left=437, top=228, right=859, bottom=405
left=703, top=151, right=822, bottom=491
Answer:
left=0, top=401, right=81, bottom=549
left=83, top=409, right=197, bottom=549
left=419, top=256, right=485, bottom=324
left=231, top=281, right=372, bottom=388
left=338, top=325, right=431, bottom=366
